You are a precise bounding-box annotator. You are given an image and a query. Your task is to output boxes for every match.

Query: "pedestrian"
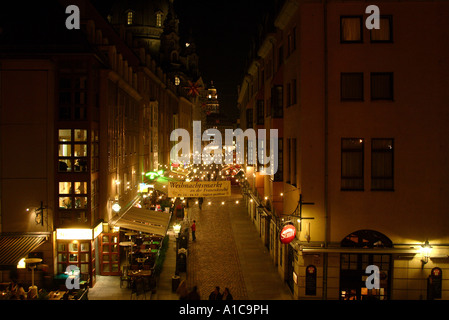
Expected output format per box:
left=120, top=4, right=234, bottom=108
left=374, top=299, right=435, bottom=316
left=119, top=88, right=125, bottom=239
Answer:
left=208, top=286, right=222, bottom=300
left=222, top=287, right=233, bottom=300
left=191, top=220, right=196, bottom=241
left=176, top=280, right=189, bottom=300
left=186, top=285, right=201, bottom=300
left=198, top=197, right=203, bottom=210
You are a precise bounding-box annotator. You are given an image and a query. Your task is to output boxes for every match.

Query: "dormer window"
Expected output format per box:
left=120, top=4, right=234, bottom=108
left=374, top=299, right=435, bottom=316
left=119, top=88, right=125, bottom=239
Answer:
left=156, top=12, right=163, bottom=27
left=127, top=11, right=134, bottom=25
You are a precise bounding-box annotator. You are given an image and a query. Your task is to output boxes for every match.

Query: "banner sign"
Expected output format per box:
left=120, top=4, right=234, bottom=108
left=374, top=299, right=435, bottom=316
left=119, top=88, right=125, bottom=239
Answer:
left=168, top=181, right=231, bottom=198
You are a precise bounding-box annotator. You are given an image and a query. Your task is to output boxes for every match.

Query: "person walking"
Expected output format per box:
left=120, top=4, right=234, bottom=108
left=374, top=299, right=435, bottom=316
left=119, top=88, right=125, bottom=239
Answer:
left=208, top=286, right=222, bottom=300
left=186, top=286, right=201, bottom=300
left=222, top=287, right=233, bottom=300
left=191, top=220, right=196, bottom=241
left=198, top=197, right=203, bottom=210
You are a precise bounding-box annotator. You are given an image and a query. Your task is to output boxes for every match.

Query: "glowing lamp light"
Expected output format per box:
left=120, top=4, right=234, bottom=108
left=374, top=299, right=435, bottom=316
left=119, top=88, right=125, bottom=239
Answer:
left=112, top=202, right=121, bottom=213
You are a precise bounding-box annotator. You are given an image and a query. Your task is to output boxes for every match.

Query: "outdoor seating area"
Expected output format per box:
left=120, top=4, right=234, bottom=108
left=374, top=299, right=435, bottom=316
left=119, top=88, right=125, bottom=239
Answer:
left=0, top=280, right=88, bottom=300
left=119, top=232, right=169, bottom=299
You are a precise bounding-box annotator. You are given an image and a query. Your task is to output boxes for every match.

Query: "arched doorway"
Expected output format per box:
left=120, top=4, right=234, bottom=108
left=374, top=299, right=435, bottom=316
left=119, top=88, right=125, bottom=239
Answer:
left=339, top=230, right=392, bottom=300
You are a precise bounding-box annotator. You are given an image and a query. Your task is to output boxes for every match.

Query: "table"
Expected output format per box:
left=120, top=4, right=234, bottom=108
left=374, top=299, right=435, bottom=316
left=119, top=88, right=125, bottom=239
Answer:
left=49, top=290, right=67, bottom=300
left=128, top=270, right=152, bottom=278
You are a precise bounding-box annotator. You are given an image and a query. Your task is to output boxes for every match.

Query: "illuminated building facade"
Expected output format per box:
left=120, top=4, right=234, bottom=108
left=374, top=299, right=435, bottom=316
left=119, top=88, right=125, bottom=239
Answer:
left=238, top=0, right=449, bottom=300
left=0, top=0, right=199, bottom=288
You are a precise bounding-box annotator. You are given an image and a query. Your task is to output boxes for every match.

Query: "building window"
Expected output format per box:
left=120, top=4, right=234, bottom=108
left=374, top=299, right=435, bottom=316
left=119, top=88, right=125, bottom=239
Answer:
left=341, top=73, right=364, bottom=101
left=127, top=11, right=133, bottom=25
left=289, top=138, right=297, bottom=186
left=271, top=85, right=283, bottom=118
left=278, top=45, right=284, bottom=68
left=371, top=73, right=393, bottom=100
left=371, top=139, right=394, bottom=191
left=341, top=16, right=363, bottom=43
left=58, top=74, right=88, bottom=120
left=287, top=27, right=296, bottom=56
left=341, top=138, right=364, bottom=191
left=246, top=109, right=253, bottom=129
left=256, top=100, right=264, bottom=125
left=370, top=16, right=393, bottom=42
left=274, top=138, right=283, bottom=182
left=58, top=129, right=88, bottom=172
left=156, top=12, right=163, bottom=27
left=291, top=79, right=297, bottom=105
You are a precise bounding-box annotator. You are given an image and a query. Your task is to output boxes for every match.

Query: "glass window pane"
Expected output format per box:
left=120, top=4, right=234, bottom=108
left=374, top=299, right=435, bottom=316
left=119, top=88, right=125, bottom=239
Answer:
left=59, top=197, right=72, bottom=209
left=103, top=245, right=109, bottom=253
left=74, top=159, right=88, bottom=172
left=80, top=264, right=89, bottom=273
left=103, top=264, right=110, bottom=272
left=74, top=197, right=88, bottom=209
left=58, top=253, right=67, bottom=262
left=341, top=73, right=364, bottom=100
left=111, top=264, right=119, bottom=272
left=75, top=129, right=88, bottom=142
left=58, top=243, right=67, bottom=251
left=75, top=182, right=87, bottom=194
left=103, top=255, right=110, bottom=262
left=69, top=254, right=78, bottom=262
left=102, top=236, right=109, bottom=243
left=59, top=144, right=72, bottom=157
left=371, top=17, right=392, bottom=42
left=58, top=159, right=72, bottom=172
left=80, top=243, right=89, bottom=252
left=74, top=144, right=87, bottom=157
left=69, top=243, right=78, bottom=252
left=59, top=182, right=72, bottom=194
left=80, top=253, right=89, bottom=262
left=59, top=129, right=72, bottom=142
left=341, top=17, right=362, bottom=42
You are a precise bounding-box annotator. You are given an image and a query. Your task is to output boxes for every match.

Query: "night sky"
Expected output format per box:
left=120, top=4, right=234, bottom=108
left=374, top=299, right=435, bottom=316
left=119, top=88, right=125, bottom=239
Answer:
left=93, top=0, right=273, bottom=121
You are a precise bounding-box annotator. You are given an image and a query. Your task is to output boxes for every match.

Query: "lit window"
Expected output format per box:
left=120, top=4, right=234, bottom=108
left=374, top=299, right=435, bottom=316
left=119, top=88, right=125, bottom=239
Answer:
left=340, top=16, right=363, bottom=43
left=127, top=11, right=133, bottom=25
left=156, top=12, right=162, bottom=27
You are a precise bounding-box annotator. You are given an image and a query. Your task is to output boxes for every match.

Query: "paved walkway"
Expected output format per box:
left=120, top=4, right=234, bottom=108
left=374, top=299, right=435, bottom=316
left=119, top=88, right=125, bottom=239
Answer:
left=89, top=186, right=292, bottom=300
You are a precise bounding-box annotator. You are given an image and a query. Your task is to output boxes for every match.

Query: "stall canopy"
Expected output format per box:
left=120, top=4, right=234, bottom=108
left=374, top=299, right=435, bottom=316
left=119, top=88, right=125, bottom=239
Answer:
left=111, top=207, right=171, bottom=236
left=0, top=233, right=49, bottom=265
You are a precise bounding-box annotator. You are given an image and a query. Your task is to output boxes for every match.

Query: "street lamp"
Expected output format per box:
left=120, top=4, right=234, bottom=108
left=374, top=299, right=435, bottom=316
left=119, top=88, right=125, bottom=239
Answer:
left=24, top=258, right=42, bottom=297
left=421, top=240, right=432, bottom=268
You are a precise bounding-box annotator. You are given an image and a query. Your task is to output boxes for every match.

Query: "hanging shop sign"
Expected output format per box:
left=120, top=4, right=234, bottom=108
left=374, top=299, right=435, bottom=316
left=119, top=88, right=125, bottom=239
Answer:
left=168, top=181, right=231, bottom=198
left=280, top=224, right=296, bottom=244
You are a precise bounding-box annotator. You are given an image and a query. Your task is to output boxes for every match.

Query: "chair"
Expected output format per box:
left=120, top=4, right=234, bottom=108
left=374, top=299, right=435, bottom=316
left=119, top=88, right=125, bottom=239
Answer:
left=120, top=271, right=130, bottom=289
left=130, top=277, right=146, bottom=300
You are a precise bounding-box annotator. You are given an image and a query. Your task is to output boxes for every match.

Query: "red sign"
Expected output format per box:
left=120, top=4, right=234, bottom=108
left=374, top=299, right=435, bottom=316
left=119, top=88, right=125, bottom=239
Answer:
left=280, top=224, right=296, bottom=244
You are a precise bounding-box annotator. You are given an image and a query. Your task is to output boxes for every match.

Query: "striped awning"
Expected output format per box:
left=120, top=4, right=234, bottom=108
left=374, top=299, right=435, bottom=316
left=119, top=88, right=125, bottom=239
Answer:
left=111, top=207, right=171, bottom=236
left=0, top=234, right=48, bottom=265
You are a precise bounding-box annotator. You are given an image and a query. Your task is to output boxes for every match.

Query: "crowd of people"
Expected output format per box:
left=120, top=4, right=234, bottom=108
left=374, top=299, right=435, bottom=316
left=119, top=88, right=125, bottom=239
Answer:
left=176, top=281, right=233, bottom=300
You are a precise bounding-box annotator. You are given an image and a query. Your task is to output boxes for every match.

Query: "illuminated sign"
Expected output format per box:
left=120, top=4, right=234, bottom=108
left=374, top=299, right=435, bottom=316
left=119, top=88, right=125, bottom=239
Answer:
left=280, top=224, right=296, bottom=244
left=168, top=181, right=231, bottom=198
left=56, top=228, right=93, bottom=240
left=93, top=222, right=104, bottom=239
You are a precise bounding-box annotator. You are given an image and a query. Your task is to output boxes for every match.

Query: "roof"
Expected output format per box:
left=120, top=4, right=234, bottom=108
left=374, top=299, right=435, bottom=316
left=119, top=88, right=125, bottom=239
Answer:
left=0, top=233, right=49, bottom=265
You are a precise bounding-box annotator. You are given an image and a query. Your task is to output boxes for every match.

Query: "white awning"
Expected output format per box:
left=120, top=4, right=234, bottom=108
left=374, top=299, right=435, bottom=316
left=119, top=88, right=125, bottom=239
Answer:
left=111, top=207, right=171, bottom=236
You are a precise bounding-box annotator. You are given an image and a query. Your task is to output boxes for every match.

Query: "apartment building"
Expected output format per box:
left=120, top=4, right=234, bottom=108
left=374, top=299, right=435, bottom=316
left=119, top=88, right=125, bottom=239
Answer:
left=238, top=0, right=449, bottom=300
left=0, top=0, right=200, bottom=287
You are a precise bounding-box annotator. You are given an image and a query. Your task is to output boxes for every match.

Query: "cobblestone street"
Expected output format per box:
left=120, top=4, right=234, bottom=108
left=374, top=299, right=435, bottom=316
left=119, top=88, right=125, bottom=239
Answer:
left=185, top=186, right=292, bottom=300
